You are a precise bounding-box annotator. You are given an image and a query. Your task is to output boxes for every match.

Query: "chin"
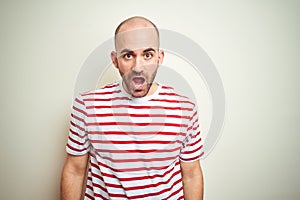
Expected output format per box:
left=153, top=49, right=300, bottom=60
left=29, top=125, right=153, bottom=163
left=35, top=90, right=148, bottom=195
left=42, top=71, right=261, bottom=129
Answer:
left=129, top=84, right=151, bottom=98
left=132, top=90, right=147, bottom=98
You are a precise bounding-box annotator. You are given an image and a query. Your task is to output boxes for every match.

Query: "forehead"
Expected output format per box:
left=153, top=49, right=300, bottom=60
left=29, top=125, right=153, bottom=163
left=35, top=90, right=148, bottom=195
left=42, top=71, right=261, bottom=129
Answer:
left=115, top=28, right=159, bottom=52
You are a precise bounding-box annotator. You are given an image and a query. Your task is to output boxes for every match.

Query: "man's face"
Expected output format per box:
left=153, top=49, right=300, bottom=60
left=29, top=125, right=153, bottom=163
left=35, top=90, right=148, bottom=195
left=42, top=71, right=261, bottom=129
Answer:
left=111, top=28, right=164, bottom=98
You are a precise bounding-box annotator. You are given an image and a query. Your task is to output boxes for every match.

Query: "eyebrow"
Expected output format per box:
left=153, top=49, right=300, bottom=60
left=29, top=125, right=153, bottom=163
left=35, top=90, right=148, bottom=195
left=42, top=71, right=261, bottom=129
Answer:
left=120, top=49, right=133, bottom=54
left=143, top=48, right=156, bottom=53
left=119, top=48, right=156, bottom=54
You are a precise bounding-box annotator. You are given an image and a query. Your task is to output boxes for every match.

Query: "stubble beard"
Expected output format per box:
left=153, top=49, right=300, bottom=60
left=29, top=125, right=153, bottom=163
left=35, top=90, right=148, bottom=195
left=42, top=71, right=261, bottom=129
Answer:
left=122, top=70, right=158, bottom=98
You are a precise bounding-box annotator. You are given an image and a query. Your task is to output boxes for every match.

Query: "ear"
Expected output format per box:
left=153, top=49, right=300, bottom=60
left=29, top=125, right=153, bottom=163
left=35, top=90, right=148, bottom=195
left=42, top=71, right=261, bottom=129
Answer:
left=158, top=49, right=165, bottom=65
left=110, top=51, right=119, bottom=68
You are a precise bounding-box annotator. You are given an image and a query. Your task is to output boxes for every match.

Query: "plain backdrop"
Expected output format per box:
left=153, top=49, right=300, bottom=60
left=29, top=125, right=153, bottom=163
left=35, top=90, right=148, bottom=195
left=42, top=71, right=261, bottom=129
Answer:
left=0, top=0, right=299, bottom=199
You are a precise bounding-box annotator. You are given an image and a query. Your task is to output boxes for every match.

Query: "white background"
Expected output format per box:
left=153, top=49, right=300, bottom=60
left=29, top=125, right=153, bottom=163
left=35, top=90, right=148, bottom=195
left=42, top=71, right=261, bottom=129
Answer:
left=0, top=0, right=299, bottom=199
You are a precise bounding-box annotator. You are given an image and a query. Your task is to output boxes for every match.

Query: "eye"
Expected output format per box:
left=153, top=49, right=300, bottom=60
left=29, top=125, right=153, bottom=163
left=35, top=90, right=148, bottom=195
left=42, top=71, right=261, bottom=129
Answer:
left=144, top=52, right=153, bottom=59
left=123, top=53, right=133, bottom=60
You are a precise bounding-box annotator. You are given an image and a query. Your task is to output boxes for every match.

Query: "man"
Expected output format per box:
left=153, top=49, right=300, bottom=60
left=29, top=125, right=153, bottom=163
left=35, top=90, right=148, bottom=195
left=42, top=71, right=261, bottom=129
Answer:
left=61, top=16, right=204, bottom=200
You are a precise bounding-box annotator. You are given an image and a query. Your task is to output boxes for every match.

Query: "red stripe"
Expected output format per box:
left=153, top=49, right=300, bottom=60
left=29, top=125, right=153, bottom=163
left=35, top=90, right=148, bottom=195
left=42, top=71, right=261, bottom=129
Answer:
left=180, top=151, right=204, bottom=161
left=68, top=135, right=84, bottom=146
left=96, top=146, right=181, bottom=154
left=66, top=143, right=87, bottom=152
left=187, top=136, right=202, bottom=147
left=89, top=167, right=104, bottom=183
left=102, top=83, right=119, bottom=89
left=183, top=131, right=201, bottom=148
left=85, top=191, right=111, bottom=199
left=100, top=161, right=180, bottom=182
left=71, top=112, right=85, bottom=123
left=85, top=177, right=108, bottom=200
left=89, top=180, right=109, bottom=195
left=88, top=131, right=186, bottom=137
left=97, top=159, right=171, bottom=172
left=90, top=139, right=183, bottom=145
left=126, top=170, right=181, bottom=191
left=129, top=178, right=182, bottom=199
left=82, top=89, right=121, bottom=96
left=106, top=193, right=127, bottom=198
left=191, top=130, right=201, bottom=139
left=181, top=154, right=200, bottom=161
left=86, top=104, right=193, bottom=111
left=69, top=129, right=85, bottom=139
left=70, top=121, right=85, bottom=131
left=191, top=118, right=199, bottom=128
left=84, top=190, right=95, bottom=200
left=100, top=155, right=178, bottom=163
left=158, top=92, right=188, bottom=98
left=183, top=145, right=203, bottom=155
left=86, top=168, right=182, bottom=199
left=86, top=113, right=189, bottom=119
left=84, top=96, right=130, bottom=101
left=191, top=108, right=197, bottom=118
left=86, top=122, right=187, bottom=127
left=192, top=123, right=200, bottom=131
left=187, top=119, right=199, bottom=131
left=73, top=106, right=87, bottom=116
left=162, top=185, right=183, bottom=200
left=105, top=170, right=181, bottom=191
left=161, top=85, right=174, bottom=89
left=74, top=97, right=85, bottom=105
left=150, top=98, right=194, bottom=105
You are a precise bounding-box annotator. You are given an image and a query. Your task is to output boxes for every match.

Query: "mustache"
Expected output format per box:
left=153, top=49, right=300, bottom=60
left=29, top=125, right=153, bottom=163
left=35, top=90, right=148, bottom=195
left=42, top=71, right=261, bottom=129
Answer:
left=128, top=71, right=146, bottom=77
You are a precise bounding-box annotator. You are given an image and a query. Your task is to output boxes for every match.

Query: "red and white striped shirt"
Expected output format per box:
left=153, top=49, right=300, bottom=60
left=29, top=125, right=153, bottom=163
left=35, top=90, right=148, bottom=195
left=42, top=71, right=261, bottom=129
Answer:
left=66, top=82, right=204, bottom=199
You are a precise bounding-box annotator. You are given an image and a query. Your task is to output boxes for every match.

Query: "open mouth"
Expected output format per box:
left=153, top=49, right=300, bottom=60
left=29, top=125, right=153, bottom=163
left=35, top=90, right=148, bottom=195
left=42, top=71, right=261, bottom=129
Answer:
left=132, top=77, right=146, bottom=90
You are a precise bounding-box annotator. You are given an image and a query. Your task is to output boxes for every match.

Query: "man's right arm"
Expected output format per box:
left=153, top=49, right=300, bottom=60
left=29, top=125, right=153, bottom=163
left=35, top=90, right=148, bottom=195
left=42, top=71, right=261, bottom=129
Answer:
left=61, top=153, right=89, bottom=200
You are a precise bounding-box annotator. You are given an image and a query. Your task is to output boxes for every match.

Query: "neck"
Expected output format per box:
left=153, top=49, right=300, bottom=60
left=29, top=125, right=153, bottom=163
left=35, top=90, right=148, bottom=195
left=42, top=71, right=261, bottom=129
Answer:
left=146, top=82, right=158, bottom=96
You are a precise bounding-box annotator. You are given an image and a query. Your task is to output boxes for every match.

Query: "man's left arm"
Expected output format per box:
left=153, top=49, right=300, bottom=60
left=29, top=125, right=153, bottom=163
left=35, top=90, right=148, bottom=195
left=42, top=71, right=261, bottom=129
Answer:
left=180, top=160, right=204, bottom=200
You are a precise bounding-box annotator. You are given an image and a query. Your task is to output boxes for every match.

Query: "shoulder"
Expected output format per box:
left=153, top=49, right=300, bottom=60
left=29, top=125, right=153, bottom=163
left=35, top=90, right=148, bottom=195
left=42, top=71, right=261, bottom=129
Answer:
left=77, top=82, right=120, bottom=98
left=72, top=82, right=121, bottom=107
left=158, top=84, right=196, bottom=108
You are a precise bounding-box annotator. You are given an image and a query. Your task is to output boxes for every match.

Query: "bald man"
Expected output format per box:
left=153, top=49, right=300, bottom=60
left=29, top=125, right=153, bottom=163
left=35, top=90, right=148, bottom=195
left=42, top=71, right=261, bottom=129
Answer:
left=61, top=16, right=204, bottom=200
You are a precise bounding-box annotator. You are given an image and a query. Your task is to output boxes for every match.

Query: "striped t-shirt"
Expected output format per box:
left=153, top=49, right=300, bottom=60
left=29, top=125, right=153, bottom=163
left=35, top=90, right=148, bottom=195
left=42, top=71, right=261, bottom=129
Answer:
left=66, top=81, right=204, bottom=199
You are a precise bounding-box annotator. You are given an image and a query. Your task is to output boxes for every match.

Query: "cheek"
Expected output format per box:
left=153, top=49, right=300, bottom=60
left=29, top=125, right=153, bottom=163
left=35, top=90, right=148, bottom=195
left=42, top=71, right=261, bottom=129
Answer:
left=117, top=61, right=132, bottom=73
left=145, top=64, right=159, bottom=73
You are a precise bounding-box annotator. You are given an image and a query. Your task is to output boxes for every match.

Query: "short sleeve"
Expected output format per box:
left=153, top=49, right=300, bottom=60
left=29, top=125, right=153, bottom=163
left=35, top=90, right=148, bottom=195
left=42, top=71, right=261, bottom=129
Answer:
left=66, top=94, right=90, bottom=155
left=180, top=105, right=204, bottom=162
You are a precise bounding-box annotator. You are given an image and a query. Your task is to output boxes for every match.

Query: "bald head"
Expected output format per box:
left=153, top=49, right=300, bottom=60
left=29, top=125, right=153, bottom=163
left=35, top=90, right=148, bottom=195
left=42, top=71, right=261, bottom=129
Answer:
left=114, top=16, right=160, bottom=51
left=115, top=16, right=159, bottom=36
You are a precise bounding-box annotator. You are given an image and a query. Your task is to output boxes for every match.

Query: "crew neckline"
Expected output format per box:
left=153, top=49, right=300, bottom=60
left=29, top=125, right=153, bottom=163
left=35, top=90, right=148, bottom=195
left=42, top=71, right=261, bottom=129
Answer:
left=118, top=80, right=161, bottom=103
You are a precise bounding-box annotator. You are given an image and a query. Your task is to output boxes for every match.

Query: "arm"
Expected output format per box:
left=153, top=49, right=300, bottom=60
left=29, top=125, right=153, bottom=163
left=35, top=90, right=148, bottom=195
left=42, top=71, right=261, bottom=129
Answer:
left=180, top=160, right=204, bottom=200
left=61, top=153, right=89, bottom=200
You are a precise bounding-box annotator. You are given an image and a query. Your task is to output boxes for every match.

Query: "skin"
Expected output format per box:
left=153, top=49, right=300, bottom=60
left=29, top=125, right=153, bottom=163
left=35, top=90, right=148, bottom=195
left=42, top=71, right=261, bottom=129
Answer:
left=181, top=160, right=204, bottom=200
left=61, top=154, right=88, bottom=200
left=61, top=16, right=204, bottom=200
left=111, top=20, right=164, bottom=98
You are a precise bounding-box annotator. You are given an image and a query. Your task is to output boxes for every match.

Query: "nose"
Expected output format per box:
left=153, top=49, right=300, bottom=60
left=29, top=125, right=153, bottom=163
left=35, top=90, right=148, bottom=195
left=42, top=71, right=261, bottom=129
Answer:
left=133, top=56, right=144, bottom=73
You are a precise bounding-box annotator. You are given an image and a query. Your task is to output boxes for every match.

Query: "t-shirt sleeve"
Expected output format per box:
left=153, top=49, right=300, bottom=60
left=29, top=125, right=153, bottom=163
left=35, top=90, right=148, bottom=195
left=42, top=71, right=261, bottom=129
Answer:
left=66, top=94, right=90, bottom=155
left=180, top=105, right=204, bottom=162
